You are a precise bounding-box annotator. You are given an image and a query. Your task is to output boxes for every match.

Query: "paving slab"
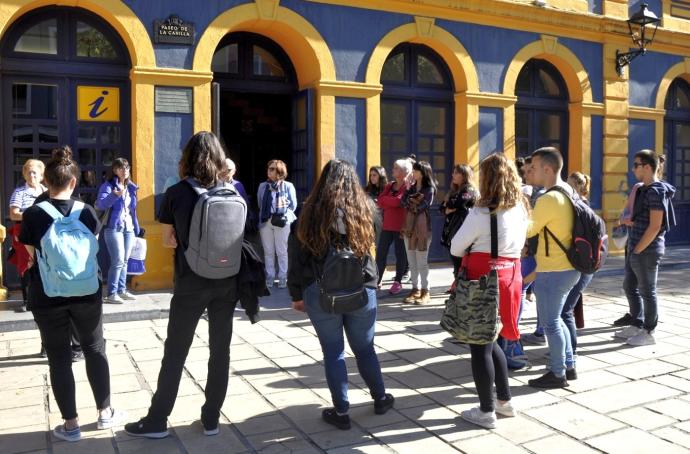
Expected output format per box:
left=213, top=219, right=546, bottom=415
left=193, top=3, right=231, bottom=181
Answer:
left=1, top=260, right=690, bottom=452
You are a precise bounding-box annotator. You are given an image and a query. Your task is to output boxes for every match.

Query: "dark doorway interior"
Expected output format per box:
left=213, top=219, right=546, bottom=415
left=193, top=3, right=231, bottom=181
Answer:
left=217, top=91, right=292, bottom=210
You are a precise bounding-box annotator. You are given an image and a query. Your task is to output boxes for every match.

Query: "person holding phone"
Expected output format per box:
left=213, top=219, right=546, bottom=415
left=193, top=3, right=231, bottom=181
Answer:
left=96, top=158, right=140, bottom=304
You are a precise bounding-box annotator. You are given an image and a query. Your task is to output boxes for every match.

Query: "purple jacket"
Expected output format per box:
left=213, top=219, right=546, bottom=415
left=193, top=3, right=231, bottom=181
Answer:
left=96, top=179, right=140, bottom=235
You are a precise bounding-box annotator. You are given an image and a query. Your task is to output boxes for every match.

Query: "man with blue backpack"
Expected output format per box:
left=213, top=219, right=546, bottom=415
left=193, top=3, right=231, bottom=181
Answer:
left=19, top=146, right=126, bottom=442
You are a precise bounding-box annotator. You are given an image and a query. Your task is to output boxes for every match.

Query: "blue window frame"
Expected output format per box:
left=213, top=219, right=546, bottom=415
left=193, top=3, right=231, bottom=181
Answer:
left=380, top=43, right=454, bottom=202
left=663, top=78, right=690, bottom=245
left=1, top=7, right=130, bottom=209
left=515, top=59, right=569, bottom=172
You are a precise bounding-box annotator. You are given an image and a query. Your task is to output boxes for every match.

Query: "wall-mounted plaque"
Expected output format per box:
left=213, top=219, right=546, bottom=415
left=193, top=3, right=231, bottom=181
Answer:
left=154, top=15, right=194, bottom=45
left=155, top=87, right=193, bottom=114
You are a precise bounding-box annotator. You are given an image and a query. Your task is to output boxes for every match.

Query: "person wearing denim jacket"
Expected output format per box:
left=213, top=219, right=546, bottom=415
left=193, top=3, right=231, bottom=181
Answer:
left=96, top=158, right=140, bottom=304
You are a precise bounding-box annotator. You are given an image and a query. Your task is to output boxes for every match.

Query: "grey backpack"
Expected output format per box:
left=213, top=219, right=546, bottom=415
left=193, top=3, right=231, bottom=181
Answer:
left=185, top=178, right=247, bottom=279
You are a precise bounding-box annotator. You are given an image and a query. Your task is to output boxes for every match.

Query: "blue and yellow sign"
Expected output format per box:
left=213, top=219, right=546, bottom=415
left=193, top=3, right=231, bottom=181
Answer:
left=77, top=86, right=119, bottom=122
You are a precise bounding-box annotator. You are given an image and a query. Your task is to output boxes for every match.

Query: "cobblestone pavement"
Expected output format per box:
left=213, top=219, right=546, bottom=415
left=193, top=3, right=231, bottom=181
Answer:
left=1, top=265, right=690, bottom=453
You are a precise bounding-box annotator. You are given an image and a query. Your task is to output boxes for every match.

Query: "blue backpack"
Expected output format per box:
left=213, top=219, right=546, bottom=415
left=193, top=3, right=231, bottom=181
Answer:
left=36, top=201, right=100, bottom=297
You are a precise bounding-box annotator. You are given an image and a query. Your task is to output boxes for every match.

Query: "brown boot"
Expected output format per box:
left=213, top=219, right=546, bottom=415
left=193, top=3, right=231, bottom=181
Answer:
left=415, top=289, right=431, bottom=305
left=403, top=289, right=421, bottom=304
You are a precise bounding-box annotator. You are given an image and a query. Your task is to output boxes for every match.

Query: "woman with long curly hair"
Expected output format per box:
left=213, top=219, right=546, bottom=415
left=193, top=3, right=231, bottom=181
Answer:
left=450, top=152, right=529, bottom=429
left=288, top=159, right=394, bottom=430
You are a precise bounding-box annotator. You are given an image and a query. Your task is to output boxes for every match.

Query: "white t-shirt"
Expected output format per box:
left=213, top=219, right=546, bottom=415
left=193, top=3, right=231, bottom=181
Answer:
left=450, top=205, right=529, bottom=258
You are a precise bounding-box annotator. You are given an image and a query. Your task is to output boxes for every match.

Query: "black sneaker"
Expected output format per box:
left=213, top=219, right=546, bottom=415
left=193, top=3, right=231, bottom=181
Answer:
left=528, top=371, right=569, bottom=389
left=124, top=418, right=169, bottom=439
left=374, top=394, right=395, bottom=415
left=201, top=416, right=219, bottom=436
left=566, top=368, right=577, bottom=381
left=322, top=409, right=351, bottom=430
left=613, top=313, right=634, bottom=327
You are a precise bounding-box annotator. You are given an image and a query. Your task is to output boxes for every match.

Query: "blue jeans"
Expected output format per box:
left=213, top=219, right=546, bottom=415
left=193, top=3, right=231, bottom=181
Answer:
left=534, top=270, right=580, bottom=377
left=561, top=273, right=594, bottom=353
left=376, top=230, right=408, bottom=284
left=623, top=248, right=663, bottom=332
left=304, top=284, right=386, bottom=413
left=103, top=228, right=135, bottom=296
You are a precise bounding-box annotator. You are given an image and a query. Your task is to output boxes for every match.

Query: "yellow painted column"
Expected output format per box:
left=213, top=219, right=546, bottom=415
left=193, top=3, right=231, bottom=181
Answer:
left=127, top=78, right=174, bottom=290
left=602, top=42, right=630, bottom=254
left=316, top=90, right=336, bottom=175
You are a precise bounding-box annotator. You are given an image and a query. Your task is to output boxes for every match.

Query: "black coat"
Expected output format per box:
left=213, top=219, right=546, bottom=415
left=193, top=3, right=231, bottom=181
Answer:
left=238, top=239, right=270, bottom=323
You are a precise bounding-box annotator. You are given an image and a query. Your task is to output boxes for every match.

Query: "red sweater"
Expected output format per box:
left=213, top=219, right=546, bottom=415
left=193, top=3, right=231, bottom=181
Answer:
left=377, top=182, right=407, bottom=232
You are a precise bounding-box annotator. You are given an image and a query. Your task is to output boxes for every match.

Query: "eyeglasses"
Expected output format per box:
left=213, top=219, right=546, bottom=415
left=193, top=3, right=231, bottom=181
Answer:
left=632, top=162, right=646, bottom=169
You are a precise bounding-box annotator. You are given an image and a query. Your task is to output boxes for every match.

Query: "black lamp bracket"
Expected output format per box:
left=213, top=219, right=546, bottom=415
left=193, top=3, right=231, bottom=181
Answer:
left=616, top=48, right=645, bottom=76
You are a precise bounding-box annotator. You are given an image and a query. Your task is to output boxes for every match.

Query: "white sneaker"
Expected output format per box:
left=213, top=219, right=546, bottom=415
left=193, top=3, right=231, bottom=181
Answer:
left=277, top=279, right=287, bottom=289
left=461, top=406, right=496, bottom=429
left=266, top=278, right=274, bottom=288
left=495, top=401, right=517, bottom=417
left=119, top=291, right=137, bottom=301
left=627, top=331, right=656, bottom=346
left=615, top=325, right=643, bottom=339
left=104, top=294, right=125, bottom=304
left=97, top=408, right=127, bottom=429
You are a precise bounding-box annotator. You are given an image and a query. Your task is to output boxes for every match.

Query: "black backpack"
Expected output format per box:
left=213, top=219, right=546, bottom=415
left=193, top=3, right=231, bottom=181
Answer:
left=543, top=185, right=608, bottom=274
left=313, top=242, right=370, bottom=314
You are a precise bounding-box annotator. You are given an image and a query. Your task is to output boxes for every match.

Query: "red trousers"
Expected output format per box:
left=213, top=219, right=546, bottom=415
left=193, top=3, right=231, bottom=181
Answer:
left=462, top=252, right=522, bottom=341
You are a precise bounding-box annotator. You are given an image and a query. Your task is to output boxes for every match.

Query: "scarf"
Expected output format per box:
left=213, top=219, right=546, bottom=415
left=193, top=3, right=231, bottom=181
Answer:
left=261, top=180, right=289, bottom=222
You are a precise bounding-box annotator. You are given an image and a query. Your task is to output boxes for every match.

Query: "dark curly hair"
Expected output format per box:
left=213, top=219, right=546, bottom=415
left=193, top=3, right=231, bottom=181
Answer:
left=297, top=159, right=374, bottom=258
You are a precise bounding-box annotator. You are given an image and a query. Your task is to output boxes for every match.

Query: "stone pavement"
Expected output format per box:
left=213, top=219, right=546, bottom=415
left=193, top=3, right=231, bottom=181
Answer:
left=1, top=262, right=690, bottom=453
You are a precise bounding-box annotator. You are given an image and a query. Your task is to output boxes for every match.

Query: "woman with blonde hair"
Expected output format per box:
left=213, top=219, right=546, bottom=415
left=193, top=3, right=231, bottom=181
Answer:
left=450, top=152, right=529, bottom=429
left=9, top=159, right=47, bottom=311
left=289, top=159, right=394, bottom=430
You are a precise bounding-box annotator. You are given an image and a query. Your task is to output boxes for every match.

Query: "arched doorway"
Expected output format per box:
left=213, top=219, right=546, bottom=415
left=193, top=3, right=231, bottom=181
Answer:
left=380, top=43, right=454, bottom=260
left=515, top=59, right=569, bottom=175
left=211, top=32, right=305, bottom=207
left=663, top=78, right=690, bottom=245
left=1, top=6, right=131, bottom=288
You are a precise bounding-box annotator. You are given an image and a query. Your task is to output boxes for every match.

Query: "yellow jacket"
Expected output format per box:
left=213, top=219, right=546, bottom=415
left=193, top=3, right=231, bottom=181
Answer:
left=527, top=186, right=575, bottom=272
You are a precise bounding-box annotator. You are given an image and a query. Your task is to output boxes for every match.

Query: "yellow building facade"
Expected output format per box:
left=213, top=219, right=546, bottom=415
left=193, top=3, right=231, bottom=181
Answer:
left=0, top=0, right=688, bottom=294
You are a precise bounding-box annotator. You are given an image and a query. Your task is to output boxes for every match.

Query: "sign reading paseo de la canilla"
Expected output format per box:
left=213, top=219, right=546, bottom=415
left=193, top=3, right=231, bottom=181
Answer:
left=154, top=15, right=194, bottom=45
left=77, top=86, right=120, bottom=122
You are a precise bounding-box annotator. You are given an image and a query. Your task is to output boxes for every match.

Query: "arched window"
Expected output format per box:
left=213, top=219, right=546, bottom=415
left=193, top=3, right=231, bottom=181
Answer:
left=663, top=78, right=690, bottom=245
left=1, top=7, right=130, bottom=209
left=380, top=43, right=453, bottom=201
left=212, top=32, right=294, bottom=93
left=515, top=59, right=569, bottom=169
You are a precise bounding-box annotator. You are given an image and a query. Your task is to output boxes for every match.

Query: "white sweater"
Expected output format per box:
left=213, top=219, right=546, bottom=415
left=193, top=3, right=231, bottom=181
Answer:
left=450, top=205, right=529, bottom=258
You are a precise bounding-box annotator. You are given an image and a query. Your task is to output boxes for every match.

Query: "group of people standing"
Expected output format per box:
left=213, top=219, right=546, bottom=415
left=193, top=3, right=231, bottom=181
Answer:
left=8, top=128, right=676, bottom=439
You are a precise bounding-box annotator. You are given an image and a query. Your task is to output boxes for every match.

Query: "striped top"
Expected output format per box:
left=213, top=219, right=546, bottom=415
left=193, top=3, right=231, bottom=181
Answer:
left=9, top=183, right=46, bottom=213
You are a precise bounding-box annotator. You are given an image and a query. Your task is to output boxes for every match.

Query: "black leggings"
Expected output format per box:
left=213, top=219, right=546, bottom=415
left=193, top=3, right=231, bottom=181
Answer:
left=32, top=302, right=110, bottom=420
left=469, top=342, right=511, bottom=413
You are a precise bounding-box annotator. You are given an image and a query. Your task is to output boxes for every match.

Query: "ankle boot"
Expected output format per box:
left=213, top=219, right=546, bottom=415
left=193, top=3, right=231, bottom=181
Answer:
left=415, top=289, right=430, bottom=305
left=403, top=289, right=420, bottom=304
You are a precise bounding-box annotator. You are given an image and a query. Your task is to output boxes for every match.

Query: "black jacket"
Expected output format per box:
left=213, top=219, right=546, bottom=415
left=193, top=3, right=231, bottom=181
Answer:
left=287, top=231, right=378, bottom=302
left=238, top=239, right=270, bottom=323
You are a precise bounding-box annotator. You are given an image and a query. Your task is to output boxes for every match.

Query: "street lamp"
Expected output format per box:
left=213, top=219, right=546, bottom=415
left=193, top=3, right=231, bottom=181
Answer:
left=616, top=3, right=661, bottom=76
